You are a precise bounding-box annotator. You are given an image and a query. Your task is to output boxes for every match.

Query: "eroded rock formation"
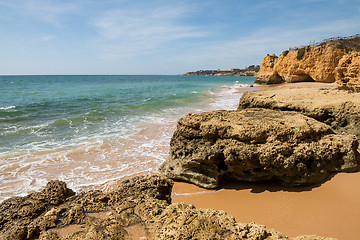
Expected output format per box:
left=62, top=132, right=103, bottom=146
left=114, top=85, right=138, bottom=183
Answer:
left=0, top=176, right=172, bottom=240
left=255, top=36, right=360, bottom=87
left=0, top=175, right=334, bottom=239
left=255, top=54, right=283, bottom=84
left=160, top=109, right=360, bottom=189
left=238, top=83, right=360, bottom=138
left=255, top=45, right=346, bottom=84
left=336, top=52, right=360, bottom=91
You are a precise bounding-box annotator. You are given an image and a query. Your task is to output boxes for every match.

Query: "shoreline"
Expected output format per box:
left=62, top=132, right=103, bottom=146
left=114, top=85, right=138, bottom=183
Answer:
left=0, top=79, right=256, bottom=203
left=2, top=81, right=359, bottom=239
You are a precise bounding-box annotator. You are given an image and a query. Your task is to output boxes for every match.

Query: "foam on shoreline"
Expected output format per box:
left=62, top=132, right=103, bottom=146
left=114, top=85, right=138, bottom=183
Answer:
left=0, top=82, right=256, bottom=203
left=2, top=81, right=359, bottom=239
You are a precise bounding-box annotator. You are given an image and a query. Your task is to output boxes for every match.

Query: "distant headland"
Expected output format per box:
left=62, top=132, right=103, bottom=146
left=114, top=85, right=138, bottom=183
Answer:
left=184, top=65, right=260, bottom=76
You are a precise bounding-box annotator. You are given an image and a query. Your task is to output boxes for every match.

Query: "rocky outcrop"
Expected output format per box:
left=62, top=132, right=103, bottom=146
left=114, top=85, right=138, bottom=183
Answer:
left=255, top=36, right=360, bottom=86
left=238, top=83, right=360, bottom=138
left=255, top=45, right=347, bottom=84
left=0, top=175, right=334, bottom=239
left=0, top=176, right=172, bottom=240
left=0, top=181, right=75, bottom=239
left=148, top=202, right=289, bottom=239
left=160, top=109, right=360, bottom=189
left=336, top=52, right=360, bottom=91
left=255, top=54, right=284, bottom=84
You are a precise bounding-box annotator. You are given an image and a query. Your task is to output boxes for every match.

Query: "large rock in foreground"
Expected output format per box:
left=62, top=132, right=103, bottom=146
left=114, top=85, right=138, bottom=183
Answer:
left=0, top=176, right=173, bottom=240
left=0, top=175, right=334, bottom=239
left=160, top=109, right=360, bottom=189
left=238, top=83, right=360, bottom=137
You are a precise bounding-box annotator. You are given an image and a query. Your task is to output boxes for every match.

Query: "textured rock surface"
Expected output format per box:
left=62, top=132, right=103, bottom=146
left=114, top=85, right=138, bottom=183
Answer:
left=0, top=181, right=75, bottom=239
left=0, top=175, right=335, bottom=239
left=336, top=52, right=360, bottom=91
left=255, top=45, right=346, bottom=84
left=238, top=83, right=360, bottom=138
left=160, top=109, right=360, bottom=189
left=148, top=202, right=288, bottom=240
left=255, top=54, right=285, bottom=84
left=0, top=175, right=172, bottom=240
left=255, top=36, right=360, bottom=85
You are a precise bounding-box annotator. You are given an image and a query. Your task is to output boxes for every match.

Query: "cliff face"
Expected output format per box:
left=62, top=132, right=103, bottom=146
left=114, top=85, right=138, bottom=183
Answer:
left=336, top=52, right=360, bottom=91
left=256, top=44, right=347, bottom=84
left=255, top=54, right=283, bottom=84
left=255, top=36, right=360, bottom=89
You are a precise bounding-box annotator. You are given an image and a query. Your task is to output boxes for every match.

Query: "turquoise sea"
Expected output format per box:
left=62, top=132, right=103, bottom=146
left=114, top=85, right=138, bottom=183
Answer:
left=0, top=75, right=255, bottom=202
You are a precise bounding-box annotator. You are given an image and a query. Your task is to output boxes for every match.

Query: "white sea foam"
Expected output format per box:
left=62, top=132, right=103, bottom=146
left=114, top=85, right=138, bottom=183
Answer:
left=0, top=106, right=16, bottom=110
left=0, top=116, right=174, bottom=202
left=205, top=85, right=243, bottom=110
left=0, top=79, right=254, bottom=203
left=172, top=189, right=223, bottom=196
left=206, top=90, right=215, bottom=95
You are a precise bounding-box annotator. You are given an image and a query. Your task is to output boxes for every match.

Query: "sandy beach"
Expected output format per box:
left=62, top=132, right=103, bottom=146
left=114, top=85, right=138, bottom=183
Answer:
left=172, top=172, right=360, bottom=239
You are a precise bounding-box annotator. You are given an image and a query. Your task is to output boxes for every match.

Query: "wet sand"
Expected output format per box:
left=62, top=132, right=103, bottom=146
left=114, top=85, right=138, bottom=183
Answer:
left=0, top=83, right=253, bottom=202
left=172, top=172, right=360, bottom=239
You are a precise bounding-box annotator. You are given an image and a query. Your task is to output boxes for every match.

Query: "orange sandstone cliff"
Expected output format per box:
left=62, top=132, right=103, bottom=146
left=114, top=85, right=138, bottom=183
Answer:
left=336, top=52, right=360, bottom=91
left=255, top=35, right=360, bottom=90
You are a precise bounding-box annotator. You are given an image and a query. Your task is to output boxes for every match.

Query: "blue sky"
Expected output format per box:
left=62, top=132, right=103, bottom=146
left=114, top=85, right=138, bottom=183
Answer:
left=0, top=0, right=359, bottom=75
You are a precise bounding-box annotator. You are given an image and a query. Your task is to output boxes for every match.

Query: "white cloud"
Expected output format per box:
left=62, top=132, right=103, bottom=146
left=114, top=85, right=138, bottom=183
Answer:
left=93, top=4, right=207, bottom=58
left=40, top=34, right=56, bottom=41
left=0, top=0, right=79, bottom=26
left=165, top=16, right=360, bottom=71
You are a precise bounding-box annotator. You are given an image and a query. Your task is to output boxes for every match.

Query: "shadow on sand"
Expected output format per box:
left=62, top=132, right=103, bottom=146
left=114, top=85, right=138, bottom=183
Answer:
left=217, top=173, right=337, bottom=193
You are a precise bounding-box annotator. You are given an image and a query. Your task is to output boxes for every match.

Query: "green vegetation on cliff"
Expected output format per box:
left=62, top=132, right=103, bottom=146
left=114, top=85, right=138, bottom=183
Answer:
left=297, top=47, right=306, bottom=60
left=282, top=50, right=289, bottom=56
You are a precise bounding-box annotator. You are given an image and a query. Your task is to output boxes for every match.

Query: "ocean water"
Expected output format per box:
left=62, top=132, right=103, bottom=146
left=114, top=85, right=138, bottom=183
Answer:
left=0, top=75, right=255, bottom=202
